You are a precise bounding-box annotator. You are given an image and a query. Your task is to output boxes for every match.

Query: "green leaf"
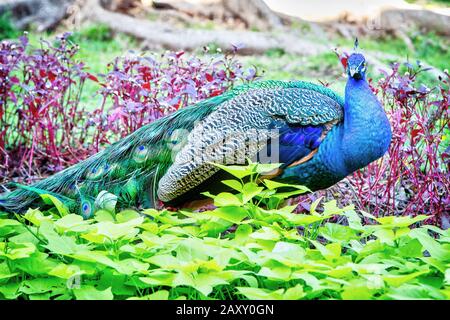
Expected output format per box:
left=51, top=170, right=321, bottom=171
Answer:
left=445, top=269, right=450, bottom=286
left=116, top=210, right=141, bottom=223
left=263, top=179, right=310, bottom=193
left=82, top=216, right=143, bottom=242
left=398, top=238, right=423, bottom=258
left=73, top=285, right=113, bottom=300
left=341, top=285, right=373, bottom=300
left=375, top=215, right=429, bottom=228
left=208, top=206, right=248, bottom=224
left=140, top=271, right=176, bottom=287
left=23, top=208, right=53, bottom=226
left=237, top=287, right=284, bottom=300
left=128, top=290, right=170, bottom=300
left=241, top=182, right=264, bottom=203
left=19, top=278, right=66, bottom=295
left=40, top=222, right=90, bottom=255
left=54, top=214, right=90, bottom=233
left=258, top=266, right=292, bottom=281
left=213, top=192, right=242, bottom=207
left=250, top=226, right=280, bottom=241
left=283, top=284, right=305, bottom=300
left=94, top=209, right=116, bottom=222
left=49, top=264, right=84, bottom=280
left=319, top=223, right=360, bottom=243
left=0, top=219, right=26, bottom=237
left=0, top=242, right=36, bottom=260
left=234, top=224, right=252, bottom=244
left=267, top=189, right=309, bottom=201
left=255, top=163, right=282, bottom=174
left=211, top=163, right=254, bottom=179
left=221, top=180, right=243, bottom=192
left=279, top=212, right=325, bottom=226
left=14, top=252, right=58, bottom=276
left=322, top=200, right=352, bottom=216
left=146, top=254, right=179, bottom=268
left=387, top=283, right=446, bottom=300
left=383, top=270, right=429, bottom=287
left=40, top=194, right=69, bottom=217
left=410, top=228, right=450, bottom=262
left=0, top=283, right=20, bottom=299
left=0, top=262, right=17, bottom=280
left=310, top=240, right=342, bottom=261
left=193, top=272, right=229, bottom=296
left=263, top=180, right=290, bottom=190
left=70, top=250, right=128, bottom=273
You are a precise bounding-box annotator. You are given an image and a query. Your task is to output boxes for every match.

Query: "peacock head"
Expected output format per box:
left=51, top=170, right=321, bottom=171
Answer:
left=346, top=53, right=367, bottom=80
left=335, top=38, right=367, bottom=80
left=346, top=38, right=366, bottom=80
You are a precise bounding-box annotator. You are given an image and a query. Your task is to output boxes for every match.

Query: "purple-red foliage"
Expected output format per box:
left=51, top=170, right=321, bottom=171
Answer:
left=351, top=64, right=450, bottom=225
left=0, top=33, right=99, bottom=180
left=96, top=48, right=256, bottom=138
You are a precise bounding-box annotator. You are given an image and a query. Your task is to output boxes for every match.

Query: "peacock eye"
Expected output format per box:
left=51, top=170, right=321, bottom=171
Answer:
left=81, top=201, right=92, bottom=219
left=86, top=166, right=104, bottom=180
left=133, top=145, right=148, bottom=163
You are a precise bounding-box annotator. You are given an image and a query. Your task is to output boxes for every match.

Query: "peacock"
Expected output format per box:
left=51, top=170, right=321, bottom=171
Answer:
left=0, top=42, right=392, bottom=218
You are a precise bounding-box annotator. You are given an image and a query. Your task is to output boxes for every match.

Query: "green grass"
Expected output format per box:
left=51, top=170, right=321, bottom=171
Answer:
left=405, top=0, right=450, bottom=7
left=0, top=163, right=448, bottom=300
left=0, top=12, right=21, bottom=40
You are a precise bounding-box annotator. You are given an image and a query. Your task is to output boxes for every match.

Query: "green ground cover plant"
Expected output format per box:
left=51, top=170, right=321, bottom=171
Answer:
left=0, top=163, right=448, bottom=300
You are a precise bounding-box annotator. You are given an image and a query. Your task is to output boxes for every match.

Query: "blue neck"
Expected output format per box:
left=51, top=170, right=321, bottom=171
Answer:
left=344, top=77, right=369, bottom=130
left=341, top=76, right=392, bottom=174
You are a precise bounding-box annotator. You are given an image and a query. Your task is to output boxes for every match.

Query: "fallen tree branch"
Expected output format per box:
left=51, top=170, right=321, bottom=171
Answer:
left=380, top=8, right=450, bottom=37
left=81, top=0, right=326, bottom=55
left=0, top=0, right=73, bottom=31
left=81, top=0, right=397, bottom=76
left=222, top=0, right=284, bottom=31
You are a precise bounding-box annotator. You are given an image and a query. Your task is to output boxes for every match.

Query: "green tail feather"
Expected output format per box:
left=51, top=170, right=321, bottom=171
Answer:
left=1, top=183, right=77, bottom=213
left=0, top=90, right=232, bottom=214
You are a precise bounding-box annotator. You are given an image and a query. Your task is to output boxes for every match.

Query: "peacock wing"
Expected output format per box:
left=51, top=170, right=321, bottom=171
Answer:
left=157, top=86, right=343, bottom=203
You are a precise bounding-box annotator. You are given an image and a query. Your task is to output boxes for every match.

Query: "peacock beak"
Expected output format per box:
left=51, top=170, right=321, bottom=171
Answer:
left=349, top=67, right=362, bottom=79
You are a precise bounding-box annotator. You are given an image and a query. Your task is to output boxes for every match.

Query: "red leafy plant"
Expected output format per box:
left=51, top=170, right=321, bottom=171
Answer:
left=353, top=64, right=449, bottom=225
left=96, top=47, right=257, bottom=138
left=0, top=33, right=98, bottom=180
left=0, top=34, right=258, bottom=183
